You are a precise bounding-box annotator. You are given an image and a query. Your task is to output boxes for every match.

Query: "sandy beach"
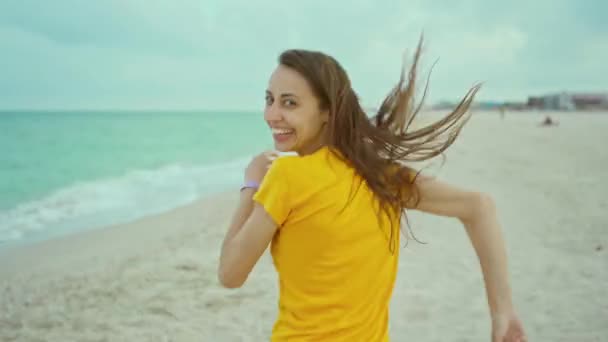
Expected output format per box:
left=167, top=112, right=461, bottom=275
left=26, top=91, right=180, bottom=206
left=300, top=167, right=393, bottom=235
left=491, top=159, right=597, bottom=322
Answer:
left=1, top=111, right=607, bottom=341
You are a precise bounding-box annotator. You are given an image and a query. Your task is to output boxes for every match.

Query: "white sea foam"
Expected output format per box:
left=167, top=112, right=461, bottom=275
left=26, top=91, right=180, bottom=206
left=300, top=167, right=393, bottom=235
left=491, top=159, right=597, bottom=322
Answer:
left=0, top=157, right=251, bottom=246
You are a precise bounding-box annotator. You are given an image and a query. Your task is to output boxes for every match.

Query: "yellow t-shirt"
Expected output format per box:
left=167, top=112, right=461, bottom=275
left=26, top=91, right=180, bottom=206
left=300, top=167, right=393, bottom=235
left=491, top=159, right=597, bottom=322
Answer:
left=253, top=146, right=401, bottom=341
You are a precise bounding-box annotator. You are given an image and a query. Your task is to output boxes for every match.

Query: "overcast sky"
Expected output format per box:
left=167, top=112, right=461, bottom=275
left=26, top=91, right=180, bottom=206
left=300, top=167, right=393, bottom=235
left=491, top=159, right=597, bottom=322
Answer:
left=1, top=0, right=606, bottom=110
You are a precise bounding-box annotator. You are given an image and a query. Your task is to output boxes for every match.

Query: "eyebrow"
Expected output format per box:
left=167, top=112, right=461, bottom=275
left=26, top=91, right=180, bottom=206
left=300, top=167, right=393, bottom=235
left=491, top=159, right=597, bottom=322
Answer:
left=266, top=90, right=298, bottom=98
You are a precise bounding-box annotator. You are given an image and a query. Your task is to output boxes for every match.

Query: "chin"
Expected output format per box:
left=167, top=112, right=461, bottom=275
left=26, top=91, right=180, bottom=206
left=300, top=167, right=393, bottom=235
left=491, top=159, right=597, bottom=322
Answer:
left=274, top=144, right=295, bottom=152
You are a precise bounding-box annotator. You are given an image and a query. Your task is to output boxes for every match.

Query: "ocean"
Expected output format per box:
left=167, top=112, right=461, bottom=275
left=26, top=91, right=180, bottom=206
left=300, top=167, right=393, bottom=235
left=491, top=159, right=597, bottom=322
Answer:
left=0, top=110, right=273, bottom=248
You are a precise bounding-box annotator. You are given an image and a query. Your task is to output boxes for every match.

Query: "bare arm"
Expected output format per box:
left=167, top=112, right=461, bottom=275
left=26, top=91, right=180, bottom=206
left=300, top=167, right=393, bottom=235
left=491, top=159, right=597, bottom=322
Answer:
left=408, top=174, right=514, bottom=316
left=218, top=189, right=278, bottom=288
left=217, top=151, right=280, bottom=289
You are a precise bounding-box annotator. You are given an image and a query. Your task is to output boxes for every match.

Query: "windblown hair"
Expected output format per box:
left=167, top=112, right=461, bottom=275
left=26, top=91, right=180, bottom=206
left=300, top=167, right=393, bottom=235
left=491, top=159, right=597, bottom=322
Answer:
left=278, top=36, right=481, bottom=252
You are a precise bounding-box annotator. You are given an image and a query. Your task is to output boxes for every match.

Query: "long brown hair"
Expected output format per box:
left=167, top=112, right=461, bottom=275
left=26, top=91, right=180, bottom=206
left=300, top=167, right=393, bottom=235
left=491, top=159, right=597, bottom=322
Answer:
left=278, top=35, right=480, bottom=252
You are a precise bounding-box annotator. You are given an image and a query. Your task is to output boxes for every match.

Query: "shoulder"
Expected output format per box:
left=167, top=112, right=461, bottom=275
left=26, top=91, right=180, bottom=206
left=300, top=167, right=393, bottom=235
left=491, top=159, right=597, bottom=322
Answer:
left=269, top=152, right=325, bottom=175
left=265, top=151, right=336, bottom=192
left=268, top=154, right=300, bottom=175
left=259, top=154, right=302, bottom=190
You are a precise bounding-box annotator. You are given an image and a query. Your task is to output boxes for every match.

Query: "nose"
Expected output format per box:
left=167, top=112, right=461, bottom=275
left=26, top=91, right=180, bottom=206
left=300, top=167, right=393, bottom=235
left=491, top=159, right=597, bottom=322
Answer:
left=264, top=102, right=282, bottom=122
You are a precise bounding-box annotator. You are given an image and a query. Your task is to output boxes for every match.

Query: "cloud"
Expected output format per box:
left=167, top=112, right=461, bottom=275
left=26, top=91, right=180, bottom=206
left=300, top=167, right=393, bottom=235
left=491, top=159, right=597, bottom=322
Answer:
left=0, top=0, right=605, bottom=109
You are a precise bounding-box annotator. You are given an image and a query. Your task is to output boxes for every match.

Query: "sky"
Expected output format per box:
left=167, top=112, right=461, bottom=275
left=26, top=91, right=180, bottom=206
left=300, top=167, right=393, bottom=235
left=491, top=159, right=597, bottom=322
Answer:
left=0, top=0, right=606, bottom=110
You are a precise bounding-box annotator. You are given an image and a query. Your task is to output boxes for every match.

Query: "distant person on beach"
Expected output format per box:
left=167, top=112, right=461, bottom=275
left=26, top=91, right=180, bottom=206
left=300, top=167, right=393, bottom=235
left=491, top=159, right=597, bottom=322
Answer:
left=540, top=115, right=558, bottom=127
left=218, top=37, right=527, bottom=342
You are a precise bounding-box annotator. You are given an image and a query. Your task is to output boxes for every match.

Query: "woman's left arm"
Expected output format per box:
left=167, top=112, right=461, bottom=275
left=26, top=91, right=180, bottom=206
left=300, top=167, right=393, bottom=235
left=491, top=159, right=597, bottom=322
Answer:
left=408, top=174, right=527, bottom=341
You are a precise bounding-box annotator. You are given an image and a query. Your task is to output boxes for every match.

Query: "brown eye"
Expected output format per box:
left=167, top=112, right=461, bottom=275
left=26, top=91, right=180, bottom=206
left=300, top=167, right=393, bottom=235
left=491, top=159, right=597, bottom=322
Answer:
left=283, top=99, right=296, bottom=107
left=265, top=96, right=273, bottom=106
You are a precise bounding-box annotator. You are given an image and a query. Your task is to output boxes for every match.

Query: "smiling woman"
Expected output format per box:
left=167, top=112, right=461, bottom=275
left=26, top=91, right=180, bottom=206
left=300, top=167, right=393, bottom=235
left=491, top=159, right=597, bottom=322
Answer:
left=264, top=66, right=329, bottom=155
left=218, top=36, right=527, bottom=342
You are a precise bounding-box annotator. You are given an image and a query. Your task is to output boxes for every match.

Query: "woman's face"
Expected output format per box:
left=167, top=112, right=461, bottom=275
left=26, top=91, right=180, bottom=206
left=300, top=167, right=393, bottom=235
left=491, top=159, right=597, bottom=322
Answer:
left=264, top=65, right=329, bottom=155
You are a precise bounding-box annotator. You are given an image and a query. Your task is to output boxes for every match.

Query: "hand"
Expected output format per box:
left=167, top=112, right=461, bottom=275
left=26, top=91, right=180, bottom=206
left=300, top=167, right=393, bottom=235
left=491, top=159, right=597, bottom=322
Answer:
left=492, top=310, right=527, bottom=342
left=244, top=150, right=278, bottom=184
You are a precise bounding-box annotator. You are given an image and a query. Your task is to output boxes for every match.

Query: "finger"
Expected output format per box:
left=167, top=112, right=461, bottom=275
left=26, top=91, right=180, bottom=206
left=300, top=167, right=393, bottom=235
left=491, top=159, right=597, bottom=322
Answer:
left=263, top=151, right=275, bottom=160
left=267, top=150, right=280, bottom=159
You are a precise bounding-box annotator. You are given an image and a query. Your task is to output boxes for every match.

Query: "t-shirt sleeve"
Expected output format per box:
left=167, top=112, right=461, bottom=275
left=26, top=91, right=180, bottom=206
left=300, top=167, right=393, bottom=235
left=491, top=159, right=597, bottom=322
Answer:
left=252, top=158, right=290, bottom=226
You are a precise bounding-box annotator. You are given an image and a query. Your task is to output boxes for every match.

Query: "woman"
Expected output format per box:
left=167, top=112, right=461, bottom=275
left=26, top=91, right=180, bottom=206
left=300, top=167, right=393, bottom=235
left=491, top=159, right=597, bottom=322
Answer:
left=218, top=37, right=527, bottom=342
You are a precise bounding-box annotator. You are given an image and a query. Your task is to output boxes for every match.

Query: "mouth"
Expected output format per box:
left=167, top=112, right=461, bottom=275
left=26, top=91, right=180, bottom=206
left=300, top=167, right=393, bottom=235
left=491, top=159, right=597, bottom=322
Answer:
left=271, top=127, right=295, bottom=143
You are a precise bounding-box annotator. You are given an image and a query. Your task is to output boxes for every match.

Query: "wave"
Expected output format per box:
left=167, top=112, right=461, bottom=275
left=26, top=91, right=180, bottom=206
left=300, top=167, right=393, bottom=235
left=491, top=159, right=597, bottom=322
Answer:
left=0, top=157, right=251, bottom=246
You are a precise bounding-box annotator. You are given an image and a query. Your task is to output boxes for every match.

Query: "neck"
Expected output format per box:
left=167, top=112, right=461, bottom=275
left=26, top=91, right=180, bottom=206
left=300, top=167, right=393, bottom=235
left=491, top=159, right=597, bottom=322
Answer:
left=296, top=143, right=326, bottom=156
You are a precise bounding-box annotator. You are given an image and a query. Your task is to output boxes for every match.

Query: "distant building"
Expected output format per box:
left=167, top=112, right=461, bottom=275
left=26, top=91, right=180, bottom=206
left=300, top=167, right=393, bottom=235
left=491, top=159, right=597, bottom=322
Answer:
left=543, top=92, right=575, bottom=110
left=527, top=97, right=543, bottom=109
left=571, top=93, right=608, bottom=110
left=526, top=92, right=607, bottom=111
left=431, top=92, right=608, bottom=112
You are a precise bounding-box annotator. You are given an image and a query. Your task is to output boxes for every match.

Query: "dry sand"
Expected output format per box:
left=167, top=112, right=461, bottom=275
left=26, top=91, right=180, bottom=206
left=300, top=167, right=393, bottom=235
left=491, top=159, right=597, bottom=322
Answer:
left=1, top=111, right=607, bottom=341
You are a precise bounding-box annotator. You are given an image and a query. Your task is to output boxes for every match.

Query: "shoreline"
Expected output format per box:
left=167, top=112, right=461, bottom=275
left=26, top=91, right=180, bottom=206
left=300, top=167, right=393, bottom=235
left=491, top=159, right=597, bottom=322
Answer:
left=0, top=191, right=239, bottom=279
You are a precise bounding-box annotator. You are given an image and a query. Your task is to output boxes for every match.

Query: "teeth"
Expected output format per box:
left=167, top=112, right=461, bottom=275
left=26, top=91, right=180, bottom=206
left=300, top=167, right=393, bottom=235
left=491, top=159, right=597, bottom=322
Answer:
left=272, top=128, right=293, bottom=134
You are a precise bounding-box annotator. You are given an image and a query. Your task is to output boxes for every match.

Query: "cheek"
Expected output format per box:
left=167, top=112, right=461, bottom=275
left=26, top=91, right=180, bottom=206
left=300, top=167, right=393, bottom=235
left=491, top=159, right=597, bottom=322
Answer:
left=307, top=116, right=325, bottom=133
left=282, top=113, right=302, bottom=131
left=285, top=109, right=323, bottom=136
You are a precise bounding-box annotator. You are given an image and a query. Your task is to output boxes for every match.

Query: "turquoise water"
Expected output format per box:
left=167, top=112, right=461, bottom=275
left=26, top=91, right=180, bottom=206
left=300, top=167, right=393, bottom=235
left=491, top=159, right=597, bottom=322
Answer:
left=0, top=111, right=273, bottom=246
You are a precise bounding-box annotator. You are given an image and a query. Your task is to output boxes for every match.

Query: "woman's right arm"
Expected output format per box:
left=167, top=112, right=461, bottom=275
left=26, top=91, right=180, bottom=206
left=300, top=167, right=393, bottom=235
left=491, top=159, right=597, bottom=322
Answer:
left=407, top=174, right=527, bottom=342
